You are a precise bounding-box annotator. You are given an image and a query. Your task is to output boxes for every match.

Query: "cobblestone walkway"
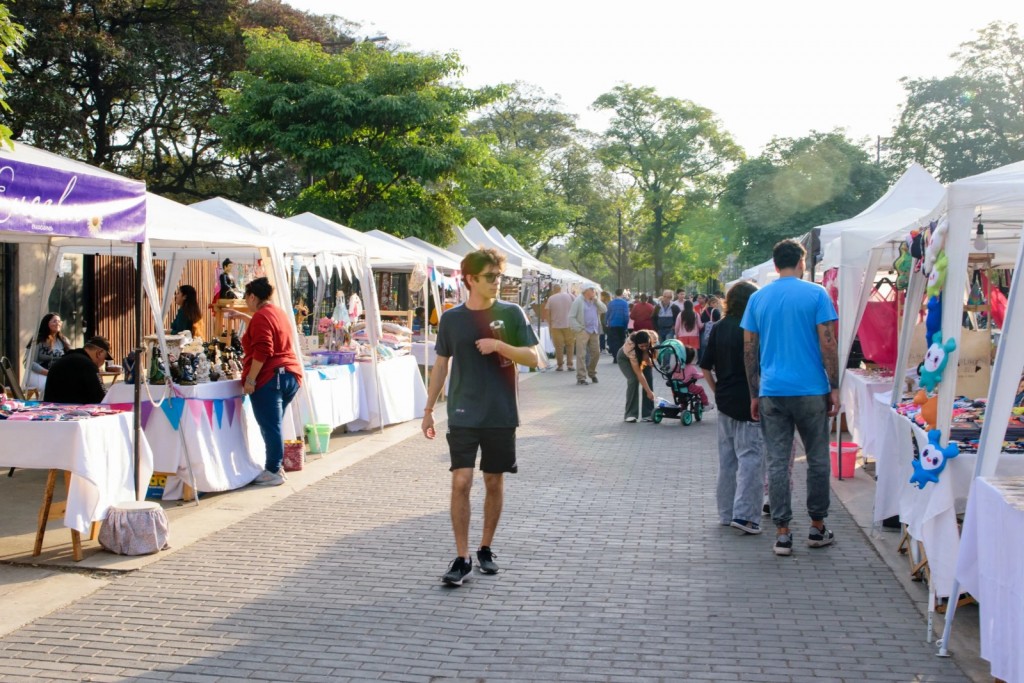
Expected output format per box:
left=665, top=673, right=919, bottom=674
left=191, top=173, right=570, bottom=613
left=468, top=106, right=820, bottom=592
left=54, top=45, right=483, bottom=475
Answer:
left=0, top=361, right=969, bottom=682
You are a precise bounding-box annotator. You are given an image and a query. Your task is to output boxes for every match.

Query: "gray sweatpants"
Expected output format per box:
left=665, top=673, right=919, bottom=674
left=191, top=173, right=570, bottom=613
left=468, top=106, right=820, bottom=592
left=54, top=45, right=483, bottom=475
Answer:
left=717, top=413, right=766, bottom=525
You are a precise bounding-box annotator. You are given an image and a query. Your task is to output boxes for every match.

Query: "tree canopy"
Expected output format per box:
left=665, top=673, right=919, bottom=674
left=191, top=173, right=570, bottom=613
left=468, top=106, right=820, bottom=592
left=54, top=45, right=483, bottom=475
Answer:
left=722, top=131, right=888, bottom=266
left=216, top=29, right=502, bottom=244
left=592, top=84, right=743, bottom=292
left=887, top=21, right=1024, bottom=183
left=0, top=2, right=25, bottom=148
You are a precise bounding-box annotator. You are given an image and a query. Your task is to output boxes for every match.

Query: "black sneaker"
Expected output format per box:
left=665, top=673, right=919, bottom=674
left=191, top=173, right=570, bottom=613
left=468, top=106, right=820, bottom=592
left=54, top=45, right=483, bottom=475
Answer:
left=762, top=502, right=771, bottom=517
left=476, top=546, right=499, bottom=574
left=773, top=532, right=793, bottom=556
left=808, top=524, right=834, bottom=548
left=442, top=557, right=472, bottom=586
left=577, top=379, right=588, bottom=385
left=590, top=376, right=599, bottom=384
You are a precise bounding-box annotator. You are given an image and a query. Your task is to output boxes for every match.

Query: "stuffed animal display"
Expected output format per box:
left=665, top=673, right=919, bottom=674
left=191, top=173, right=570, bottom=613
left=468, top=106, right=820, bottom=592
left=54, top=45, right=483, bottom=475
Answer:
left=919, top=332, right=957, bottom=393
left=926, top=294, right=942, bottom=345
left=913, top=389, right=938, bottom=430
left=909, top=429, right=960, bottom=489
left=894, top=243, right=912, bottom=290
left=926, top=250, right=948, bottom=298
left=922, top=217, right=948, bottom=276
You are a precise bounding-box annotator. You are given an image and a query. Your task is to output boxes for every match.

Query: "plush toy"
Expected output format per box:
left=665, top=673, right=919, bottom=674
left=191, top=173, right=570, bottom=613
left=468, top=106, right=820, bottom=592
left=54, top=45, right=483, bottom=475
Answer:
left=926, top=250, right=948, bottom=298
left=909, top=429, right=960, bottom=489
left=909, top=227, right=926, bottom=260
left=894, top=243, right=912, bottom=290
left=923, top=217, right=948, bottom=276
left=919, top=332, right=957, bottom=393
left=926, top=294, right=942, bottom=345
left=913, top=389, right=938, bottom=429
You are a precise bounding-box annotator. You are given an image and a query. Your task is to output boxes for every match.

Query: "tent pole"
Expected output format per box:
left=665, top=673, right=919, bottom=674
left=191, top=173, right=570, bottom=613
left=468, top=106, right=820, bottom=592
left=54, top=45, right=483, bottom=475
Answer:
left=134, top=241, right=143, bottom=501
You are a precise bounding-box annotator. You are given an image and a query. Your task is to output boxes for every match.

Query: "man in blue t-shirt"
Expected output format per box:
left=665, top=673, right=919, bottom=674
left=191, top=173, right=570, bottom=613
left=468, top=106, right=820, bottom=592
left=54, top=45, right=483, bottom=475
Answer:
left=741, top=239, right=839, bottom=557
left=422, top=248, right=540, bottom=587
left=605, top=289, right=630, bottom=362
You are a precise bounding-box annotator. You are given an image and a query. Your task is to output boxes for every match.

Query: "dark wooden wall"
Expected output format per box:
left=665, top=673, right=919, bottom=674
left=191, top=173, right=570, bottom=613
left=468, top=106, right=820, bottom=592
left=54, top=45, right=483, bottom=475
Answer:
left=93, top=256, right=219, bottom=362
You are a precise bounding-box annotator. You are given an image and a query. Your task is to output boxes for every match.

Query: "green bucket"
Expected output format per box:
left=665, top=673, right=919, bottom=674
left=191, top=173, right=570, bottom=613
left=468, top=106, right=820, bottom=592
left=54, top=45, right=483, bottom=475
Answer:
left=304, top=423, right=331, bottom=454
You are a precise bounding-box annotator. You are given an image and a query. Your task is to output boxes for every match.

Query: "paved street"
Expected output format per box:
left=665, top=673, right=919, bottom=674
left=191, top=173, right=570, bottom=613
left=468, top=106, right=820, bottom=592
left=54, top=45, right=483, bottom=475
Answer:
left=0, top=359, right=971, bottom=682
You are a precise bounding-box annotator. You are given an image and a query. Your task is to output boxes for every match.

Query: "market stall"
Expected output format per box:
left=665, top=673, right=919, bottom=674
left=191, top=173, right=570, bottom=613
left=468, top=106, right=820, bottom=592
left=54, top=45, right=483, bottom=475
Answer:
left=0, top=143, right=152, bottom=557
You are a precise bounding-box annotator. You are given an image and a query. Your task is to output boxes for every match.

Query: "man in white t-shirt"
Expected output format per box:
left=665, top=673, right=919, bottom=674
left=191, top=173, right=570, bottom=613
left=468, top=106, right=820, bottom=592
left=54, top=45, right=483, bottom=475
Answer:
left=544, top=284, right=576, bottom=371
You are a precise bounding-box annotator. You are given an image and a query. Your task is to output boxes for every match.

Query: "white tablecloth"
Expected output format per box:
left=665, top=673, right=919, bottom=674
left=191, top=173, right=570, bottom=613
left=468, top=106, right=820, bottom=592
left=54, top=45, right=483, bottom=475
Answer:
left=0, top=413, right=154, bottom=533
left=410, top=342, right=437, bottom=366
left=295, top=364, right=366, bottom=430
left=956, top=476, right=1024, bottom=683
left=347, top=355, right=427, bottom=432
left=104, top=381, right=266, bottom=499
left=841, top=369, right=895, bottom=455
left=539, top=323, right=554, bottom=355
left=891, top=414, right=1024, bottom=599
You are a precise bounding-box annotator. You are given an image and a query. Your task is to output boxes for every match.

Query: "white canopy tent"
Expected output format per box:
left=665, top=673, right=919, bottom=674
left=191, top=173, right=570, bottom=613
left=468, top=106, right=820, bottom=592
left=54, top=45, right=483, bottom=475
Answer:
left=920, top=160, right=1024, bottom=657
left=0, top=142, right=150, bottom=500
left=817, top=164, right=945, bottom=372
left=449, top=218, right=524, bottom=280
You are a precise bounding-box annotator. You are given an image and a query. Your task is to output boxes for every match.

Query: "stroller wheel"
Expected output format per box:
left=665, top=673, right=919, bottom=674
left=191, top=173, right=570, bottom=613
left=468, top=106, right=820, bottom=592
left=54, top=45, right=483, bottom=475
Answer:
left=652, top=409, right=663, bottom=424
left=681, top=411, right=694, bottom=426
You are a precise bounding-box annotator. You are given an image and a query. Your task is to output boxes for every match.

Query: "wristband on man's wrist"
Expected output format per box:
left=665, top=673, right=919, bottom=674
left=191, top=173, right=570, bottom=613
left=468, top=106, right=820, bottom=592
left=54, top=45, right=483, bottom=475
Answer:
left=423, top=407, right=433, bottom=413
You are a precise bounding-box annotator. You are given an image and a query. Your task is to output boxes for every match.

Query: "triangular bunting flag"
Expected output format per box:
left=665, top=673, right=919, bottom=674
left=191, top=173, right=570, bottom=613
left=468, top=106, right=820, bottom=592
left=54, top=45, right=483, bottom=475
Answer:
left=213, top=398, right=224, bottom=429
left=140, top=401, right=154, bottom=430
left=203, top=399, right=215, bottom=428
left=159, top=397, right=185, bottom=431
left=225, top=396, right=237, bottom=427
left=188, top=400, right=204, bottom=426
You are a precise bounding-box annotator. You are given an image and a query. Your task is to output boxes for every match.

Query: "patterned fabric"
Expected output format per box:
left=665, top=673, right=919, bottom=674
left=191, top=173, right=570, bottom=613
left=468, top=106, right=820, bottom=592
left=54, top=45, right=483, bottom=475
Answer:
left=98, top=502, right=170, bottom=555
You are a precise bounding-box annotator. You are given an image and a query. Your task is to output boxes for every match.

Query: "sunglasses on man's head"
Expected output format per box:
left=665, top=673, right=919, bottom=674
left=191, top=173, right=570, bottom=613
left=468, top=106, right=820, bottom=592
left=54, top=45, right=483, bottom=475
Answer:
left=475, top=272, right=503, bottom=283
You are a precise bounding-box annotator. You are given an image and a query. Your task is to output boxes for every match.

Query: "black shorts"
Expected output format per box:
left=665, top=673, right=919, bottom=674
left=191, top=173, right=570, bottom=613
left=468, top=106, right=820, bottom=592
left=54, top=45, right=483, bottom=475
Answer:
left=447, top=427, right=518, bottom=473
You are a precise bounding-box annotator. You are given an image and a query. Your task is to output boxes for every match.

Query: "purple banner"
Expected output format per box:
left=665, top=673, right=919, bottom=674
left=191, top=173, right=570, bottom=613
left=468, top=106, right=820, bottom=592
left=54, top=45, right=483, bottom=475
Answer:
left=0, top=155, right=147, bottom=242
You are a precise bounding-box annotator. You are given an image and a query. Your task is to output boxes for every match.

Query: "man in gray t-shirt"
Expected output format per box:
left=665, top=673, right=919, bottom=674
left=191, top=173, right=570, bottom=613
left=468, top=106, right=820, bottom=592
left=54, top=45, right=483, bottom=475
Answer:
left=422, top=248, right=540, bottom=587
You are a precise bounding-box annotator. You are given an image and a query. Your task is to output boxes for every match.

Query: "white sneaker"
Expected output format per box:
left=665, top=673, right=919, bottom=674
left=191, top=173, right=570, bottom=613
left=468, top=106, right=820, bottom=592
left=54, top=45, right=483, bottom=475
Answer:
left=251, top=469, right=285, bottom=487
left=624, top=416, right=637, bottom=423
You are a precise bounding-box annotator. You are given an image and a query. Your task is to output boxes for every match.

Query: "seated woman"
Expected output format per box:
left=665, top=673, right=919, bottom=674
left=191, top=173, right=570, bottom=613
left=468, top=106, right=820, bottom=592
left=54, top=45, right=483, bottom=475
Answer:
left=170, top=284, right=204, bottom=338
left=24, top=313, right=70, bottom=393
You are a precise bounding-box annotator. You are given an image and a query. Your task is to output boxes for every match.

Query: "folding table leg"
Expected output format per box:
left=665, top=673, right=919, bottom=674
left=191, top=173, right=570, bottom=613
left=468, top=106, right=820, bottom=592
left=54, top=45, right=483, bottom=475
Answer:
left=33, top=469, right=58, bottom=556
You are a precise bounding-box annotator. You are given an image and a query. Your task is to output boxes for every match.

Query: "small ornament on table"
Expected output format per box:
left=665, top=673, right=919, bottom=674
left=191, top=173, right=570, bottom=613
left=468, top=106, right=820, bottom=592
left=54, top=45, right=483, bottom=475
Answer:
left=196, top=353, right=211, bottom=383
left=177, top=353, right=197, bottom=385
left=149, top=347, right=166, bottom=385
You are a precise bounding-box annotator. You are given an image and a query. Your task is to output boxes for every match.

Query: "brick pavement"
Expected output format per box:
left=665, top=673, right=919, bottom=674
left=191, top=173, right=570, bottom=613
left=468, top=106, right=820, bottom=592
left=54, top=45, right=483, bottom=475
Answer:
left=0, top=358, right=971, bottom=682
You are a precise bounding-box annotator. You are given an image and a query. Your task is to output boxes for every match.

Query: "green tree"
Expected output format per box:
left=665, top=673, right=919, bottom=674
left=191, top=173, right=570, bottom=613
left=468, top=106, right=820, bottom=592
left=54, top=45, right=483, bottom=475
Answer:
left=5, top=0, right=346, bottom=203
left=592, top=84, right=743, bottom=292
left=0, top=1, right=26, bottom=148
left=461, top=83, right=582, bottom=254
left=722, top=130, right=888, bottom=266
left=887, top=21, right=1024, bottom=183
left=217, top=29, right=502, bottom=244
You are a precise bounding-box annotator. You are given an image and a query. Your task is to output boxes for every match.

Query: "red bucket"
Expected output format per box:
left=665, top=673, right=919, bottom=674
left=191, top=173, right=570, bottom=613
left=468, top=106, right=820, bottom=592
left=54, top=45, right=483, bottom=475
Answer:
left=829, top=441, right=859, bottom=479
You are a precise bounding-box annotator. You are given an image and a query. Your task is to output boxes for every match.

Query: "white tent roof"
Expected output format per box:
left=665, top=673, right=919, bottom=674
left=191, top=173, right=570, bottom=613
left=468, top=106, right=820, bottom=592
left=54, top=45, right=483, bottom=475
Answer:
left=287, top=213, right=423, bottom=271
left=403, top=236, right=463, bottom=273
left=448, top=219, right=524, bottom=279
left=486, top=227, right=552, bottom=276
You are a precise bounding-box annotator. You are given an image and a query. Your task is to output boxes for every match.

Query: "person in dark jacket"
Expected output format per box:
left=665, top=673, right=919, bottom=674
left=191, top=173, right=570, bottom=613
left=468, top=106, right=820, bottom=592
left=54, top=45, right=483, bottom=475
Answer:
left=43, top=336, right=113, bottom=404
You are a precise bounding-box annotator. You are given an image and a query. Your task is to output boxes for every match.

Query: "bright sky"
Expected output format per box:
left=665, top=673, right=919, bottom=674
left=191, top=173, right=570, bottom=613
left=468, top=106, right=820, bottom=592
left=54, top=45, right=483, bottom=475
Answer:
left=288, top=1, right=1024, bottom=155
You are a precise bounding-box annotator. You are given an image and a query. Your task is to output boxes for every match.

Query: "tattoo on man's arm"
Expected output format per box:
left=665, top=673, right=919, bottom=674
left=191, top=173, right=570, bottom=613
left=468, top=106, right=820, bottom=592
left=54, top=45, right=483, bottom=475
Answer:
left=819, top=323, right=840, bottom=389
left=743, top=333, right=760, bottom=394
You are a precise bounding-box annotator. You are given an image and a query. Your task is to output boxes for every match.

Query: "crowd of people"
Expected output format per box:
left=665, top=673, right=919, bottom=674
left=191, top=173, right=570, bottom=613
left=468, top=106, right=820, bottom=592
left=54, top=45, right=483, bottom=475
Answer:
left=19, top=240, right=839, bottom=586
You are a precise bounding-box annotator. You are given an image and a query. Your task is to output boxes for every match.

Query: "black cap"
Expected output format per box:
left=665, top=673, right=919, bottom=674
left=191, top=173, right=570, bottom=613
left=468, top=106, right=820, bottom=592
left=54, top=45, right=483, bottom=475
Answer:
left=85, top=336, right=113, bottom=361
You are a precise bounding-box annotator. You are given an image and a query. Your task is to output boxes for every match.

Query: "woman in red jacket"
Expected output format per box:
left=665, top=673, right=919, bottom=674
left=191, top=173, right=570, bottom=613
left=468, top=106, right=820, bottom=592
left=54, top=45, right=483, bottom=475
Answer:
left=629, top=293, right=656, bottom=332
left=227, top=277, right=304, bottom=486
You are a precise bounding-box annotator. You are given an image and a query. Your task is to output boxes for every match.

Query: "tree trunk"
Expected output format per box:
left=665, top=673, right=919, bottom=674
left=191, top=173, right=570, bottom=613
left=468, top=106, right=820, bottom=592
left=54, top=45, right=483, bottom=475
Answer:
left=652, top=206, right=665, bottom=292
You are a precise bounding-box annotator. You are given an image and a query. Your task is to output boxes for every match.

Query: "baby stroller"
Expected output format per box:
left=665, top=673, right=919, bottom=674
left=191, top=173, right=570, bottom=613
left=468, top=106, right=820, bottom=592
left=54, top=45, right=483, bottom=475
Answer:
left=650, top=339, right=704, bottom=426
